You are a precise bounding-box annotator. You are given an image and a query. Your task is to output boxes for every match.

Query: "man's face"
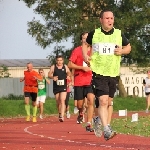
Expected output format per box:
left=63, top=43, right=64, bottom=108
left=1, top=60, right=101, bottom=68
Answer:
left=100, top=11, right=114, bottom=31
left=27, top=63, right=33, bottom=71
left=56, top=58, right=64, bottom=66
left=82, top=33, right=88, bottom=44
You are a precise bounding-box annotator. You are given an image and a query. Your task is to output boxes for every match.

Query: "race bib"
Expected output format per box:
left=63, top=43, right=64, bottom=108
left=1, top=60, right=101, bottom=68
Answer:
left=38, top=83, right=45, bottom=89
left=92, top=43, right=116, bottom=55
left=57, top=80, right=64, bottom=86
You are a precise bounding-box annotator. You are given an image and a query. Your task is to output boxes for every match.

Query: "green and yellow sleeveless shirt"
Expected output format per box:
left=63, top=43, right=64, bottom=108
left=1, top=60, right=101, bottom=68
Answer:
left=90, top=28, right=122, bottom=77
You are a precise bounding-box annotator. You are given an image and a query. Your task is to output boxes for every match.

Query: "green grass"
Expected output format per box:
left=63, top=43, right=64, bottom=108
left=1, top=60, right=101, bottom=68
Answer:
left=0, top=96, right=149, bottom=137
left=111, top=116, right=150, bottom=137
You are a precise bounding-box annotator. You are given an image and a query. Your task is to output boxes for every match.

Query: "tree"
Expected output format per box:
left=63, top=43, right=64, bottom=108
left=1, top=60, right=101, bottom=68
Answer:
left=21, top=0, right=150, bottom=97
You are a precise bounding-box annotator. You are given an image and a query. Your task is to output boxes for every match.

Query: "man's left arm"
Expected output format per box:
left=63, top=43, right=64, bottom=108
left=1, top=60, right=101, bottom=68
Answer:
left=65, top=65, right=71, bottom=79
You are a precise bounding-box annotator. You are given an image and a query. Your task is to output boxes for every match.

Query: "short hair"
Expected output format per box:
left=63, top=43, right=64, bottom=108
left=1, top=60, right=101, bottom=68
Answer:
left=38, top=68, right=43, bottom=72
left=55, top=55, right=64, bottom=59
left=99, top=9, right=113, bottom=18
left=80, top=32, right=88, bottom=40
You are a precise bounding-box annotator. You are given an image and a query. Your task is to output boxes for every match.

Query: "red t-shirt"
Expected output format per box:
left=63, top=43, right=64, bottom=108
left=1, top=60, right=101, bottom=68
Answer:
left=69, top=46, right=92, bottom=86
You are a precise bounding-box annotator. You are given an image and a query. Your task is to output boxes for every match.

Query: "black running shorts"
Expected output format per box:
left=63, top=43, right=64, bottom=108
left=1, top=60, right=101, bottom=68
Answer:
left=53, top=86, right=67, bottom=95
left=74, top=85, right=93, bottom=100
left=24, top=92, right=37, bottom=101
left=93, top=74, right=117, bottom=98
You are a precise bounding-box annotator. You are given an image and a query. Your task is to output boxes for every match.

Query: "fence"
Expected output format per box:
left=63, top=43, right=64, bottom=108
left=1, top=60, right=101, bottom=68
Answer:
left=0, top=78, right=55, bottom=98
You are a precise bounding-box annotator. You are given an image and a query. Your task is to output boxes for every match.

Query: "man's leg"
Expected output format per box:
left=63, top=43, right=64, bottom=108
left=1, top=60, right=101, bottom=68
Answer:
left=59, top=92, right=67, bottom=122
left=65, top=92, right=71, bottom=119
left=55, top=93, right=61, bottom=117
left=31, top=92, right=38, bottom=123
left=107, top=97, right=113, bottom=125
left=24, top=94, right=30, bottom=121
left=86, top=92, right=94, bottom=132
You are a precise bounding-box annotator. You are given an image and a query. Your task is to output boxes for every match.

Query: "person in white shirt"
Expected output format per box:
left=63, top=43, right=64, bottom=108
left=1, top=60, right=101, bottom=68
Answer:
left=143, top=70, right=150, bottom=113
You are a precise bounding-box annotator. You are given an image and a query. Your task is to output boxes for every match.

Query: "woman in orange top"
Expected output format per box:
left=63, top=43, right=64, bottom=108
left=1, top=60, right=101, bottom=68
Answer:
left=20, top=62, right=42, bottom=122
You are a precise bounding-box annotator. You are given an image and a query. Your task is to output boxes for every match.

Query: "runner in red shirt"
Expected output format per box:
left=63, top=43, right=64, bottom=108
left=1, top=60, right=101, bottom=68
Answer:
left=68, top=32, right=95, bottom=132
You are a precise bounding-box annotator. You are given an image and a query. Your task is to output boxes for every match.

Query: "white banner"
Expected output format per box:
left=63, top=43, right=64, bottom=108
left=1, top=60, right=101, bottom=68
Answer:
left=121, top=74, right=147, bottom=97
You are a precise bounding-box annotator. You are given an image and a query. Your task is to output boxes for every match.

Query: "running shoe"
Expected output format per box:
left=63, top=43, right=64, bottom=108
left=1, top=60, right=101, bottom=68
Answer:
left=108, top=125, right=117, bottom=134
left=77, top=115, right=83, bottom=124
left=74, top=107, right=79, bottom=114
left=26, top=116, right=30, bottom=122
left=104, top=127, right=116, bottom=141
left=32, top=116, right=37, bottom=123
left=86, top=124, right=94, bottom=132
left=145, top=109, right=149, bottom=113
left=93, top=117, right=103, bottom=137
left=66, top=112, right=71, bottom=119
left=59, top=116, right=64, bottom=122
left=39, top=114, right=43, bottom=119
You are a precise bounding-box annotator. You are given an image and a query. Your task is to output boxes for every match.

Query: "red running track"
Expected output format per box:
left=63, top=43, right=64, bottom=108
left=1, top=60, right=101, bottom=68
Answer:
left=0, top=112, right=150, bottom=150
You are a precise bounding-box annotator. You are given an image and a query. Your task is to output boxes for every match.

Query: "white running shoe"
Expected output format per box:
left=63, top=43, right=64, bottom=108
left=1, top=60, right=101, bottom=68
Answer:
left=93, top=117, right=103, bottom=137
left=74, top=107, right=79, bottom=114
left=39, top=114, right=43, bottom=119
left=66, top=112, right=71, bottom=119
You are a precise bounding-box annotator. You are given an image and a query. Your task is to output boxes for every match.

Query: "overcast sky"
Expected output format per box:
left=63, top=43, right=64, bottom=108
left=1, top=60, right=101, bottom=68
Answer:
left=0, top=0, right=71, bottom=59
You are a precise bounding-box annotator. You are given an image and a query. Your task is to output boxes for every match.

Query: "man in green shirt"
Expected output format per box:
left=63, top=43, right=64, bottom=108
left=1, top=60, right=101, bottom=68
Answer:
left=82, top=9, right=131, bottom=140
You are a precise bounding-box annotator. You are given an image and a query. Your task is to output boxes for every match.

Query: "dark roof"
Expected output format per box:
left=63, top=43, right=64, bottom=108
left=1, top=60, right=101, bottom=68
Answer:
left=0, top=59, right=50, bottom=67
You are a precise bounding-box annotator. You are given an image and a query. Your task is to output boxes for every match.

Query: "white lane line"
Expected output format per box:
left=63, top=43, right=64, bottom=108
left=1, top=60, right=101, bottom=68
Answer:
left=24, top=124, right=139, bottom=150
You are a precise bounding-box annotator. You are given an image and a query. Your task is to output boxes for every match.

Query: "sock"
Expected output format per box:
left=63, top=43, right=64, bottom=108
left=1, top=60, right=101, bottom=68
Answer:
left=86, top=122, right=91, bottom=126
left=66, top=111, right=69, bottom=114
left=33, top=106, right=37, bottom=117
left=25, top=104, right=30, bottom=116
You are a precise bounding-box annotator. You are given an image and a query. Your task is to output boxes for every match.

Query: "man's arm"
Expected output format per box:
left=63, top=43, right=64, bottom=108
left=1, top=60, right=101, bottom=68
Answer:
left=82, top=41, right=91, bottom=62
left=65, top=65, right=71, bottom=77
left=48, top=65, right=54, bottom=79
left=68, top=61, right=91, bottom=72
left=114, top=43, right=131, bottom=56
left=122, top=43, right=131, bottom=55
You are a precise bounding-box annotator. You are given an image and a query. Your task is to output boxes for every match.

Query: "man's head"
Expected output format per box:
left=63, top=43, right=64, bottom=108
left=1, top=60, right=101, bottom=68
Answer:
left=55, top=55, right=64, bottom=66
left=80, top=32, right=88, bottom=44
left=27, top=62, right=33, bottom=72
left=99, top=10, right=114, bottom=32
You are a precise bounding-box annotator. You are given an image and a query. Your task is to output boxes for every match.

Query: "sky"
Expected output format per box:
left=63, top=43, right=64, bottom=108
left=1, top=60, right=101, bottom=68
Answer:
left=0, top=0, right=71, bottom=59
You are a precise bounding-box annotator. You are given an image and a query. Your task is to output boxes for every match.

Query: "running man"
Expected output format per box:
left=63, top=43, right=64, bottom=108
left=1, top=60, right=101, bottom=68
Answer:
left=68, top=32, right=95, bottom=132
left=82, top=10, right=131, bottom=140
left=20, top=62, right=42, bottom=122
left=48, top=55, right=71, bottom=122
left=37, top=68, right=50, bottom=119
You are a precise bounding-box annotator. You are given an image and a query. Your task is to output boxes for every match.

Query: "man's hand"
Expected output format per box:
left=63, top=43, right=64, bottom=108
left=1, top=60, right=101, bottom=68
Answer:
left=82, top=66, right=91, bottom=72
left=83, top=54, right=91, bottom=64
left=114, top=46, right=123, bottom=56
left=20, top=78, right=24, bottom=82
left=53, top=76, right=58, bottom=81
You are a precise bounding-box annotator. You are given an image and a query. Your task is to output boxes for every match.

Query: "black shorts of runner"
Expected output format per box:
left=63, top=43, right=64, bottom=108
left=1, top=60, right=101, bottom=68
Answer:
left=24, top=92, right=37, bottom=101
left=53, top=86, right=67, bottom=95
left=74, top=85, right=93, bottom=100
left=93, top=74, right=117, bottom=98
left=145, top=92, right=150, bottom=96
left=65, top=92, right=70, bottom=107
